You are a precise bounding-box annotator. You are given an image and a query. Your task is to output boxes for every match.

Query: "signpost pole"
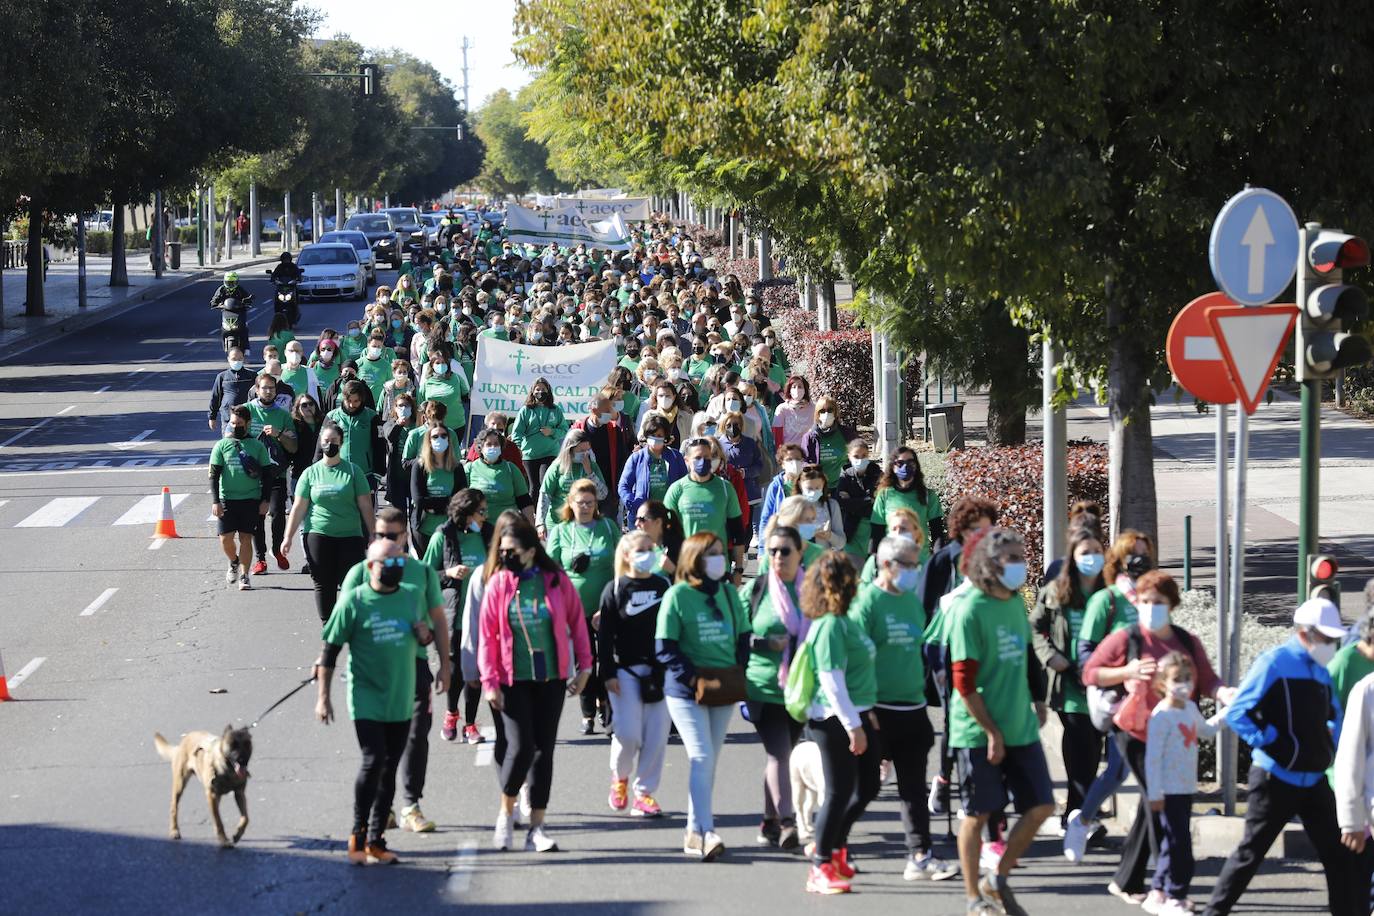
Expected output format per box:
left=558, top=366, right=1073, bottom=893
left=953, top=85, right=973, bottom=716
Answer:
left=1299, top=378, right=1321, bottom=601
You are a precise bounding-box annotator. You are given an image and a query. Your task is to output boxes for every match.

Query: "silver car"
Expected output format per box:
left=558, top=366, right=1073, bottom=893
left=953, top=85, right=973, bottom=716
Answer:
left=318, top=230, right=376, bottom=280
left=296, top=243, right=366, bottom=301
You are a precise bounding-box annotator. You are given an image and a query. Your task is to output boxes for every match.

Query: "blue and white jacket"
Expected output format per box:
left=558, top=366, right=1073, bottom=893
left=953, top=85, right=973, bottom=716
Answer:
left=1226, top=637, right=1341, bottom=788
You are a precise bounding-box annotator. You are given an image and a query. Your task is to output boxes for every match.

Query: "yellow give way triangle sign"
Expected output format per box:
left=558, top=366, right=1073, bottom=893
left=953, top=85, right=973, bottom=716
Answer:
left=1205, top=303, right=1298, bottom=414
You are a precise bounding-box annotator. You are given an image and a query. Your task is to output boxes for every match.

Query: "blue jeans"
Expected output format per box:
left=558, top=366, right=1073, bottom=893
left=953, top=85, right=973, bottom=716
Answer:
left=665, top=697, right=733, bottom=834
left=1078, top=731, right=1128, bottom=822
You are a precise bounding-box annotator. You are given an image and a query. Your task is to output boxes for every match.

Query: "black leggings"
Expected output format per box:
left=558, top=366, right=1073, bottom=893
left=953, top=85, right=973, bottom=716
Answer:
left=874, top=706, right=936, bottom=854
left=493, top=679, right=566, bottom=809
left=1058, top=710, right=1103, bottom=819
left=525, top=455, right=554, bottom=496
left=750, top=701, right=802, bottom=821
left=810, top=714, right=881, bottom=862
left=353, top=718, right=409, bottom=840
left=403, top=660, right=432, bottom=806
left=579, top=624, right=607, bottom=720
left=306, top=533, right=366, bottom=622
left=1114, top=733, right=1157, bottom=893
left=253, top=478, right=287, bottom=559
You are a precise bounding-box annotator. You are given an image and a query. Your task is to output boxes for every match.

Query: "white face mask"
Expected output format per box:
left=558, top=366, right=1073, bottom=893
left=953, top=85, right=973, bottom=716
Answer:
left=644, top=370, right=659, bottom=383
left=704, top=554, right=728, bottom=581
left=783, top=459, right=804, bottom=477
left=366, top=346, right=381, bottom=359
left=286, top=351, right=301, bottom=367
left=850, top=456, right=871, bottom=473
left=790, top=386, right=805, bottom=401
left=630, top=550, right=657, bottom=573
left=801, top=488, right=823, bottom=503
left=1139, top=602, right=1170, bottom=632
left=657, top=395, right=674, bottom=410
left=1308, top=639, right=1338, bottom=666
left=817, top=411, right=835, bottom=428
left=1170, top=681, right=1193, bottom=701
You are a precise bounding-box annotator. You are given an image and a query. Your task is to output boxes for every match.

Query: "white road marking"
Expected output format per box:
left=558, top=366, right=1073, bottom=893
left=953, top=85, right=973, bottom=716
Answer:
left=111, top=430, right=155, bottom=450
left=0, top=417, right=54, bottom=449
left=113, top=493, right=187, bottom=526
left=95, top=385, right=111, bottom=394
left=9, top=657, right=46, bottom=690
left=15, top=496, right=100, bottom=527
left=80, top=588, right=119, bottom=617
left=57, top=405, right=74, bottom=415
left=147, top=538, right=167, bottom=551
left=473, top=726, right=497, bottom=767
left=0, top=500, right=8, bottom=510
left=442, top=840, right=480, bottom=900
left=157, top=353, right=172, bottom=362
left=127, top=368, right=144, bottom=377
left=183, top=339, right=196, bottom=347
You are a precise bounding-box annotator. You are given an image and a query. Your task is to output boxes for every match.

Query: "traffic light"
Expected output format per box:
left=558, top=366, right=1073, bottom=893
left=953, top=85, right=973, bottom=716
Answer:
left=359, top=64, right=378, bottom=98
left=1295, top=224, right=1371, bottom=381
left=1308, top=553, right=1341, bottom=604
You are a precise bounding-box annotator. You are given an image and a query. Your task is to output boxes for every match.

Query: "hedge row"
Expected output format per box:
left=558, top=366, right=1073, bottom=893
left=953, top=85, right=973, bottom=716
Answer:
left=82, top=227, right=204, bottom=255
left=944, top=442, right=1109, bottom=577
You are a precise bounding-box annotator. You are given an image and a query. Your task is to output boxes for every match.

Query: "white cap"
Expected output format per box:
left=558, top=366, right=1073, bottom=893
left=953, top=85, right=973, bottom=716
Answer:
left=1294, top=598, right=1348, bottom=639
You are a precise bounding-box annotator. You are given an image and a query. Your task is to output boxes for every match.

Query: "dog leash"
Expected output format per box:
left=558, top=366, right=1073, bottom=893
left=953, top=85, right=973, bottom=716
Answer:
left=249, top=675, right=317, bottom=729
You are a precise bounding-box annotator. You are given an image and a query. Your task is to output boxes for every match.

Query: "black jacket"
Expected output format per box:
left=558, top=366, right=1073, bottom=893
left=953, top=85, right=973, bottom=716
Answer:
left=208, top=367, right=257, bottom=424
left=833, top=462, right=881, bottom=543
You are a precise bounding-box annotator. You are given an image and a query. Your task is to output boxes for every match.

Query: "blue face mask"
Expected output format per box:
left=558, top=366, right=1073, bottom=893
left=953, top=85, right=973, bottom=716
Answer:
left=797, top=522, right=818, bottom=541
left=894, top=564, right=921, bottom=593
left=893, top=463, right=913, bottom=481
left=999, top=561, right=1028, bottom=591
left=692, top=457, right=711, bottom=476
left=1075, top=552, right=1105, bottom=578
left=468, top=520, right=481, bottom=533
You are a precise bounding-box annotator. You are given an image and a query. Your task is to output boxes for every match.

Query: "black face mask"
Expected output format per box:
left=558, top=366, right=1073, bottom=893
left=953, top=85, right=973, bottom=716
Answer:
left=321, top=441, right=340, bottom=458
left=500, top=550, right=525, bottom=573
left=377, top=561, right=404, bottom=588
left=1125, top=554, right=1153, bottom=577
left=230, top=426, right=248, bottom=439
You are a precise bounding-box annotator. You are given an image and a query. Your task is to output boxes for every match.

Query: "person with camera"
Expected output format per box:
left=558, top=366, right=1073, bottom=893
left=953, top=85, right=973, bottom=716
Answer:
left=547, top=479, right=621, bottom=735
left=598, top=530, right=674, bottom=817
left=209, top=404, right=276, bottom=592
left=479, top=518, right=593, bottom=853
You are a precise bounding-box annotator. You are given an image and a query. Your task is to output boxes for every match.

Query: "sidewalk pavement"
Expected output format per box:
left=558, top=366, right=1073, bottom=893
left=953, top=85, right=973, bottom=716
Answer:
left=0, top=244, right=283, bottom=361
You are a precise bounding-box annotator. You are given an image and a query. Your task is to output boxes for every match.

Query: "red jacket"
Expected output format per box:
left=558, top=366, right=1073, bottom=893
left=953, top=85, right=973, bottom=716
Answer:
left=722, top=464, right=751, bottom=536
left=570, top=415, right=631, bottom=492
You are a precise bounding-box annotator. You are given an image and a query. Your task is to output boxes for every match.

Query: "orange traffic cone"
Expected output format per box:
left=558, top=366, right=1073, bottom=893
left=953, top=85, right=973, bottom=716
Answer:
left=0, top=651, right=11, bottom=702
left=152, top=486, right=180, bottom=539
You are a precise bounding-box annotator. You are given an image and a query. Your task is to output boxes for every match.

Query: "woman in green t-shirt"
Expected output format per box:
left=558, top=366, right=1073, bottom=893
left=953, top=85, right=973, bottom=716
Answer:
left=536, top=429, right=608, bottom=536
left=281, top=421, right=374, bottom=622
left=464, top=428, right=534, bottom=523
left=409, top=421, right=466, bottom=555
left=798, top=552, right=880, bottom=895
left=744, top=524, right=807, bottom=850
left=1030, top=528, right=1105, bottom=828
left=869, top=447, right=943, bottom=560
left=512, top=378, right=567, bottom=495
left=547, top=479, right=621, bottom=735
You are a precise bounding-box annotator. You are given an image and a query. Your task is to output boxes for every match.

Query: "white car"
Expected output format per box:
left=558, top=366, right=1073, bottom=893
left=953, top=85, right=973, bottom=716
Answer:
left=296, top=243, right=366, bottom=301
left=318, top=230, right=376, bottom=280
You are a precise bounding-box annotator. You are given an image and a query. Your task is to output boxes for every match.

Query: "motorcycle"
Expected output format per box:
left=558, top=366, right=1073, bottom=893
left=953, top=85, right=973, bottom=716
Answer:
left=211, top=291, right=253, bottom=355
left=271, top=278, right=301, bottom=328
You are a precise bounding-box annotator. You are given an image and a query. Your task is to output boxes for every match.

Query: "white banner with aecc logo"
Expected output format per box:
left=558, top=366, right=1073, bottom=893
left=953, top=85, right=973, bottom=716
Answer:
left=469, top=336, right=619, bottom=432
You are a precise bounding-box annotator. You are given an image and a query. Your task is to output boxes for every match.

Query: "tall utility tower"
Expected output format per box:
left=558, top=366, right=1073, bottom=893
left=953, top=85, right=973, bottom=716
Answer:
left=460, top=36, right=471, bottom=112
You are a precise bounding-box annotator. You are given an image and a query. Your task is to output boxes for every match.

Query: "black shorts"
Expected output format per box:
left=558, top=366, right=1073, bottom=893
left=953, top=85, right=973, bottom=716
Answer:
left=955, top=742, right=1054, bottom=816
left=218, top=498, right=260, bottom=535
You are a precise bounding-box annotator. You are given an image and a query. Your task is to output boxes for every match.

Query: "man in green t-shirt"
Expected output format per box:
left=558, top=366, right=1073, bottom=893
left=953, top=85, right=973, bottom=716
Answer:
left=664, top=438, right=744, bottom=583
left=246, top=373, right=296, bottom=577
left=946, top=528, right=1053, bottom=915
left=314, top=539, right=428, bottom=865
left=336, top=507, right=450, bottom=836
left=209, top=405, right=275, bottom=592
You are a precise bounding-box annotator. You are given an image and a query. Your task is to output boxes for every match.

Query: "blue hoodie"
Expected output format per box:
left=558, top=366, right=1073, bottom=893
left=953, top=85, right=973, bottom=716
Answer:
left=1226, top=637, right=1341, bottom=788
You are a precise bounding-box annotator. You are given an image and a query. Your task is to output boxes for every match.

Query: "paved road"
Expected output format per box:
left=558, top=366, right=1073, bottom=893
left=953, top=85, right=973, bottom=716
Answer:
left=0, top=272, right=1331, bottom=914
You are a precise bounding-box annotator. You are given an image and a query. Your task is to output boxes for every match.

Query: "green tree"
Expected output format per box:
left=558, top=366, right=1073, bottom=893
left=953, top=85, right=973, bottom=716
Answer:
left=374, top=52, right=484, bottom=203
left=473, top=88, right=561, bottom=197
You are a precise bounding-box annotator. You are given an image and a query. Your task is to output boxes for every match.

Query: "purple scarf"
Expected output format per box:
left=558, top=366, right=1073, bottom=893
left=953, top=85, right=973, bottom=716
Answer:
left=772, top=565, right=809, bottom=687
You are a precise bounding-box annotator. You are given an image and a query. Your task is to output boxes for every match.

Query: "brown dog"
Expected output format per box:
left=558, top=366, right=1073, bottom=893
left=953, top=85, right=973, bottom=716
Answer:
left=153, top=726, right=252, bottom=847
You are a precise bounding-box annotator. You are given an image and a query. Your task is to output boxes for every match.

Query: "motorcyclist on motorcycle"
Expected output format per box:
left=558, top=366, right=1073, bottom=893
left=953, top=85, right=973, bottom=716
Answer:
left=270, top=252, right=303, bottom=284
left=269, top=253, right=303, bottom=328
left=211, top=270, right=254, bottom=354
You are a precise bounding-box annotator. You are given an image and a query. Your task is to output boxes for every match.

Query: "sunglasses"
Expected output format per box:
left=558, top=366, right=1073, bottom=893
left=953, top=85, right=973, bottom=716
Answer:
left=894, top=460, right=917, bottom=469
left=634, top=516, right=653, bottom=526
left=375, top=530, right=405, bottom=541
left=767, top=546, right=794, bottom=558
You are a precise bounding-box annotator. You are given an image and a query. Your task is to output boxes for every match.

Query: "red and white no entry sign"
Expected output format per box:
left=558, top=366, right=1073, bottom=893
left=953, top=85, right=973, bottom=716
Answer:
left=1167, top=292, right=1241, bottom=404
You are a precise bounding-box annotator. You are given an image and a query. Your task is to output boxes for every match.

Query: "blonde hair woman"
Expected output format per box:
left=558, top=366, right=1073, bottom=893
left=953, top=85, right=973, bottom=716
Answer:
left=410, top=421, right=464, bottom=554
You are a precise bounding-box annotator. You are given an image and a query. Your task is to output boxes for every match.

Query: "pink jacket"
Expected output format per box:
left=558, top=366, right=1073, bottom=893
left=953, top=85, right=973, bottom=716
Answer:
left=479, top=568, right=592, bottom=694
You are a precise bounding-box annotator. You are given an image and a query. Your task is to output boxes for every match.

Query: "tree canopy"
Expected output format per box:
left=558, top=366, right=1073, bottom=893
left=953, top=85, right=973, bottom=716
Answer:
left=473, top=87, right=563, bottom=197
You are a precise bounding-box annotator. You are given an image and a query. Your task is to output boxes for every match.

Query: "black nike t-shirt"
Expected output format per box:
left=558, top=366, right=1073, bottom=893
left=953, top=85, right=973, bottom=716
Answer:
left=597, top=574, right=672, bottom=675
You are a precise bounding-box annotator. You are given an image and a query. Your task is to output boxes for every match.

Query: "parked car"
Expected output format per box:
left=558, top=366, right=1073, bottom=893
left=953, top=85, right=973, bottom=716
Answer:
left=344, top=213, right=403, bottom=269
left=295, top=243, right=366, bottom=301
left=318, top=230, right=376, bottom=281
left=83, top=211, right=113, bottom=232
left=381, top=207, right=427, bottom=253
left=419, top=213, right=444, bottom=248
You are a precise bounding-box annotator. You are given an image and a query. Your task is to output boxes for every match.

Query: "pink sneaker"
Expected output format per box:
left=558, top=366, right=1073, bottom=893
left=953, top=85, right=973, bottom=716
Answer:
left=441, top=711, right=460, bottom=742
left=609, top=779, right=629, bottom=811
left=631, top=793, right=662, bottom=817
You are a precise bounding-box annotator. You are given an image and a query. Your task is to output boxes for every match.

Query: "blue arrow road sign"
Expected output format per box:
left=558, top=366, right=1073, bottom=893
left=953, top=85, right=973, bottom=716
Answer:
left=1208, top=188, right=1299, bottom=306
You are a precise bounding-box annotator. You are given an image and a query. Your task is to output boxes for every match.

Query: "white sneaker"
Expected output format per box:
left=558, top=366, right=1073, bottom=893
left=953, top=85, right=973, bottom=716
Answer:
left=492, top=809, right=515, bottom=850
left=1063, top=809, right=1091, bottom=864
left=225, top=561, right=238, bottom=584
left=701, top=831, right=725, bottom=862
left=516, top=783, right=532, bottom=826
left=1158, top=898, right=1195, bottom=915
left=928, top=775, right=949, bottom=815
left=238, top=573, right=251, bottom=591
left=1141, top=889, right=1168, bottom=914
left=525, top=824, right=558, bottom=852
left=904, top=851, right=959, bottom=881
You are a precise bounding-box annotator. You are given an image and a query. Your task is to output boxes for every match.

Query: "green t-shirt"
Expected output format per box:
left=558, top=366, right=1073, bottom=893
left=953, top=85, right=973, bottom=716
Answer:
left=647, top=454, right=671, bottom=502
left=948, top=589, right=1038, bottom=748
left=539, top=464, right=607, bottom=530
left=209, top=437, right=272, bottom=501
left=479, top=325, right=510, bottom=342
left=687, top=357, right=712, bottom=380
left=464, top=458, right=529, bottom=519
left=546, top=518, right=620, bottom=619
left=340, top=555, right=442, bottom=661
left=745, top=577, right=800, bottom=705
left=356, top=352, right=395, bottom=405
left=418, top=467, right=457, bottom=535
left=267, top=330, right=296, bottom=353
left=870, top=485, right=943, bottom=562
left=1056, top=596, right=1093, bottom=714
left=296, top=460, right=368, bottom=538
left=419, top=370, right=471, bottom=430
left=403, top=424, right=458, bottom=462
left=326, top=406, right=378, bottom=475
left=814, top=428, right=849, bottom=489
left=423, top=525, right=488, bottom=612
left=1079, top=584, right=1136, bottom=648
left=1329, top=643, right=1374, bottom=711
left=850, top=582, right=927, bottom=706
left=321, top=582, right=422, bottom=722
left=312, top=359, right=341, bottom=394
left=340, top=333, right=366, bottom=363
left=656, top=582, right=749, bottom=669
left=509, top=576, right=556, bottom=681
left=617, top=355, right=641, bottom=374
left=280, top=364, right=311, bottom=397
left=810, top=613, right=878, bottom=714
left=859, top=553, right=878, bottom=584
left=246, top=400, right=291, bottom=439
left=512, top=405, right=567, bottom=461
left=664, top=475, right=741, bottom=545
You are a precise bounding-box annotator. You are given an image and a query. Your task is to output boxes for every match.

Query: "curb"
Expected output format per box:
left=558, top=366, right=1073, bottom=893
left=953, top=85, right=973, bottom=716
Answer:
left=0, top=255, right=280, bottom=364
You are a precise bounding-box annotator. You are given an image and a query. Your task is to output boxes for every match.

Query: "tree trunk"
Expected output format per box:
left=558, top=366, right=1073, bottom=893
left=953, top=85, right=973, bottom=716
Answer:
left=110, top=197, right=128, bottom=287
left=25, top=198, right=44, bottom=316
left=1105, top=288, right=1158, bottom=543
left=986, top=378, right=1028, bottom=445
left=982, top=300, right=1032, bottom=445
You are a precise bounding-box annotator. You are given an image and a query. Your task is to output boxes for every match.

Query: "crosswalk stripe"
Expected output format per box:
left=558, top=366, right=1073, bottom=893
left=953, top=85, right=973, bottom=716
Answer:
left=113, top=493, right=187, bottom=526
left=80, top=588, right=119, bottom=617
left=9, top=657, right=46, bottom=689
left=15, top=497, right=100, bottom=528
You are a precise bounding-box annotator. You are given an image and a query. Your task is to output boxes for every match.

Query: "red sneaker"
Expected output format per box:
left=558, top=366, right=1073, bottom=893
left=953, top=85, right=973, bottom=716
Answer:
left=464, top=724, right=484, bottom=745
left=806, top=861, right=852, bottom=894
left=832, top=847, right=857, bottom=879
left=441, top=711, right=460, bottom=742
left=273, top=550, right=289, bottom=570
left=251, top=559, right=268, bottom=576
